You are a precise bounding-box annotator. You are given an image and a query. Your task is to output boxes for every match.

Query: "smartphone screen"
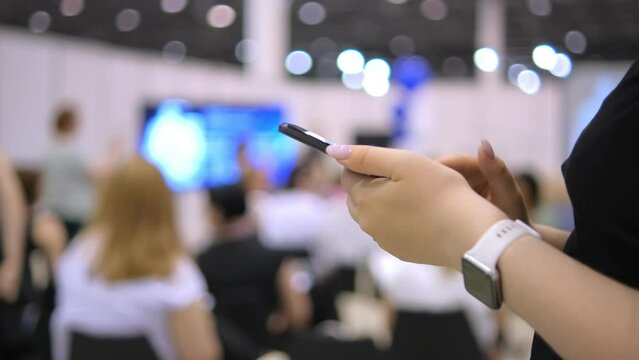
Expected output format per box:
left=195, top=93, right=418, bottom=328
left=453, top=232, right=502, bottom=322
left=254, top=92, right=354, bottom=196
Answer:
left=278, top=123, right=333, bottom=154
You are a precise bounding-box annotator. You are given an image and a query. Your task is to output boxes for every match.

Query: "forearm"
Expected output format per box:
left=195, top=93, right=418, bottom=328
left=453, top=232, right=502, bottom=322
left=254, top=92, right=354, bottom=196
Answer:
left=498, top=236, right=639, bottom=359
left=532, top=223, right=570, bottom=250
left=0, top=160, right=27, bottom=269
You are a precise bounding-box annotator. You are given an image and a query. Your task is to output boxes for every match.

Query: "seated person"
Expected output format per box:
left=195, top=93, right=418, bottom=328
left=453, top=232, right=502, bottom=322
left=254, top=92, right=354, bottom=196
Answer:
left=51, top=156, right=222, bottom=360
left=198, top=184, right=312, bottom=357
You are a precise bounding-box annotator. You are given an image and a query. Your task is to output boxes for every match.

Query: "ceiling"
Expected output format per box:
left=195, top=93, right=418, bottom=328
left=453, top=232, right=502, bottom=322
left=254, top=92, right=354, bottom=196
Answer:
left=1, top=0, right=638, bottom=79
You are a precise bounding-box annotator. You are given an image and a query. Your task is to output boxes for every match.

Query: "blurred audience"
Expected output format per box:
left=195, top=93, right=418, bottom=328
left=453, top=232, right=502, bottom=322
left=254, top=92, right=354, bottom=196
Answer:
left=197, top=183, right=312, bottom=360
left=237, top=143, right=271, bottom=193
left=309, top=177, right=377, bottom=324
left=0, top=150, right=29, bottom=358
left=51, top=156, right=221, bottom=360
left=369, top=250, right=499, bottom=360
left=41, top=107, right=96, bottom=240
left=253, top=156, right=328, bottom=256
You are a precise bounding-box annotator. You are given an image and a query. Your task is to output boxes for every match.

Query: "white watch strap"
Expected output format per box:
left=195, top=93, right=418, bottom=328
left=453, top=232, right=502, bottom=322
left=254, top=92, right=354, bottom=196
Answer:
left=465, top=219, right=540, bottom=269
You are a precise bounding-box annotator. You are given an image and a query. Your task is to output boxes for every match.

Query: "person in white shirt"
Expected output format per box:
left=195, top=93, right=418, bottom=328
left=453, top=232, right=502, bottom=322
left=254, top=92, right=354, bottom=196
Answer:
left=369, top=250, right=498, bottom=359
left=253, top=161, right=328, bottom=254
left=51, top=156, right=222, bottom=360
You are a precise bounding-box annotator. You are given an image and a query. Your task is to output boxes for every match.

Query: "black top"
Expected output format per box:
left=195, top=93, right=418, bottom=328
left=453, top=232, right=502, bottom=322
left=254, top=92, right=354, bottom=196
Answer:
left=197, top=235, right=284, bottom=348
left=531, top=59, right=639, bottom=359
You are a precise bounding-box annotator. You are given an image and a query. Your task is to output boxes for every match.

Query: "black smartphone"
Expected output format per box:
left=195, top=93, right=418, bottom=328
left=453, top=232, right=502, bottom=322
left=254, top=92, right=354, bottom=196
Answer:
left=278, top=122, right=333, bottom=154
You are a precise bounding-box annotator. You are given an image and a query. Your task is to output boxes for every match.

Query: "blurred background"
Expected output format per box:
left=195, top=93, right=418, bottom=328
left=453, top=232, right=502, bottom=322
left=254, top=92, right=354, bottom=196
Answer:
left=0, top=0, right=637, bottom=359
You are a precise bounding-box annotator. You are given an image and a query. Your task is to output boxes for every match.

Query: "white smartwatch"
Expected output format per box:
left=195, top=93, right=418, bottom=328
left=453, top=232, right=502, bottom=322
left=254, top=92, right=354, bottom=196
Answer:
left=462, top=219, right=540, bottom=309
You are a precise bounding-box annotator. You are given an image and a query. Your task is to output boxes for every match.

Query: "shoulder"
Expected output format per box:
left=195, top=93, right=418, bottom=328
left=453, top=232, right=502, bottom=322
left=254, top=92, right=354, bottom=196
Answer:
left=55, top=231, right=101, bottom=284
left=163, top=256, right=211, bottom=310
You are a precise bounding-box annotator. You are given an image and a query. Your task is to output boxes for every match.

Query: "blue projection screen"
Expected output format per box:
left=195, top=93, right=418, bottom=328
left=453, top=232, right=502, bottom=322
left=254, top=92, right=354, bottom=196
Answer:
left=140, top=101, right=297, bottom=191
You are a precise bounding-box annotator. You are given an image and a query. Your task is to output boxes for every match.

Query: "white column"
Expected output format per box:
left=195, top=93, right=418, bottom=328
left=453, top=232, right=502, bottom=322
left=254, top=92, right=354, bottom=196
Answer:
left=244, top=0, right=289, bottom=81
left=476, top=0, right=505, bottom=86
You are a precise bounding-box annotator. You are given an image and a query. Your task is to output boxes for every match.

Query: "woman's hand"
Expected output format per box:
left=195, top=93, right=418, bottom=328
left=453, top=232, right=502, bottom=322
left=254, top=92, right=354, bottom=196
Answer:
left=327, top=144, right=507, bottom=269
left=439, top=140, right=530, bottom=224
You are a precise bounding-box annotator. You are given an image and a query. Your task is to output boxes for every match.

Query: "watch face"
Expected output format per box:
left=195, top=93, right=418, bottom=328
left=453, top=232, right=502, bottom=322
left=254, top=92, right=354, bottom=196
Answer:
left=462, top=256, right=502, bottom=309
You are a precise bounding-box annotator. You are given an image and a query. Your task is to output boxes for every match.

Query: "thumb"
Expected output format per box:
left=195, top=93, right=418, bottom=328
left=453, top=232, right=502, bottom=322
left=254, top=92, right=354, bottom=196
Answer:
left=478, top=140, right=521, bottom=202
left=327, top=144, right=409, bottom=180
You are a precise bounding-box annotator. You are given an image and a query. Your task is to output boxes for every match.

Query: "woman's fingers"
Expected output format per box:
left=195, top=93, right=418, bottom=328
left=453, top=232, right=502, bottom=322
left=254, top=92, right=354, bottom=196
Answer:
left=478, top=140, right=529, bottom=222
left=438, top=154, right=491, bottom=198
left=478, top=140, right=519, bottom=198
left=328, top=144, right=412, bottom=180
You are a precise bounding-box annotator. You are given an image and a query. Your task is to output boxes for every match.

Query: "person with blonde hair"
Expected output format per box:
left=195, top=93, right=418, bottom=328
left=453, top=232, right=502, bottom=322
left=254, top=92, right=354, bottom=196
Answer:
left=52, top=156, right=222, bottom=360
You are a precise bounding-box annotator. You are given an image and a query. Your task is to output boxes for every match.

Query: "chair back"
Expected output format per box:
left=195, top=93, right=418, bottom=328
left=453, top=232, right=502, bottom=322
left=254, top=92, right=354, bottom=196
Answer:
left=70, top=331, right=158, bottom=360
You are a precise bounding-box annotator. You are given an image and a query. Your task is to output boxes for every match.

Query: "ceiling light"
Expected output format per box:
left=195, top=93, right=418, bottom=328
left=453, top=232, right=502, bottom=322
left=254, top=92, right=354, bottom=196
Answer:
left=342, top=72, right=365, bottom=90
left=473, top=47, right=499, bottom=72
left=298, top=2, right=326, bottom=26
left=363, top=76, right=390, bottom=97
left=532, top=44, right=557, bottom=70
left=527, top=0, right=552, bottom=16
left=163, top=41, right=187, bottom=64
left=421, top=0, right=448, bottom=21
left=207, top=5, right=236, bottom=28
left=364, top=58, right=391, bottom=80
left=285, top=50, right=313, bottom=75
left=29, top=11, right=51, bottom=33
left=517, top=70, right=541, bottom=95
left=161, top=0, right=188, bottom=14
left=336, top=49, right=365, bottom=74
left=60, top=0, right=84, bottom=17
left=550, top=53, right=572, bottom=78
left=115, top=9, right=141, bottom=32
left=565, top=30, right=587, bottom=55
left=508, top=64, right=527, bottom=85
left=235, top=39, right=259, bottom=63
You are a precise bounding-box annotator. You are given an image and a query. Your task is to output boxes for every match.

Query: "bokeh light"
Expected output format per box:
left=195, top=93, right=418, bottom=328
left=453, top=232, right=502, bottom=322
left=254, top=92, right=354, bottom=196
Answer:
left=337, top=49, right=365, bottom=74
left=207, top=5, right=236, bottom=28
left=362, top=58, right=391, bottom=97
left=364, top=58, right=392, bottom=79
left=565, top=30, right=588, bottom=54
left=29, top=11, right=51, bottom=33
left=161, top=0, right=188, bottom=14
left=60, top=0, right=84, bottom=17
left=550, top=53, right=572, bottom=78
left=473, top=47, right=500, bottom=72
left=363, top=76, right=390, bottom=97
left=285, top=50, right=313, bottom=75
left=341, top=72, right=365, bottom=90
left=235, top=39, right=259, bottom=63
left=298, top=2, right=326, bottom=25
left=508, top=64, right=527, bottom=85
left=115, top=9, right=141, bottom=32
left=163, top=41, right=187, bottom=64
left=517, top=70, right=541, bottom=95
left=421, top=0, right=448, bottom=21
left=527, top=0, right=552, bottom=16
left=532, top=44, right=557, bottom=70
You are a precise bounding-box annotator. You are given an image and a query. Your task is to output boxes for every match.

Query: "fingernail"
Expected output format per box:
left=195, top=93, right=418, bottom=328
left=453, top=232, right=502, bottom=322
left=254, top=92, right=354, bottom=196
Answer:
left=481, top=139, right=495, bottom=159
left=326, top=144, right=352, bottom=160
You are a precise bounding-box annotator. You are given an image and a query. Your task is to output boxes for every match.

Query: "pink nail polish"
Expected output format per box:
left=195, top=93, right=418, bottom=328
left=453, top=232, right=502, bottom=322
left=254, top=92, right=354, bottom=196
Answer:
left=481, top=139, right=495, bottom=159
left=326, top=144, right=352, bottom=160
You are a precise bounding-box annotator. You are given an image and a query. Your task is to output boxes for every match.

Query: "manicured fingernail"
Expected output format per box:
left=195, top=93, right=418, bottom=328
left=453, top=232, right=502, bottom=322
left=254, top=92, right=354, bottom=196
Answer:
left=481, top=139, right=495, bottom=159
left=326, top=144, right=352, bottom=160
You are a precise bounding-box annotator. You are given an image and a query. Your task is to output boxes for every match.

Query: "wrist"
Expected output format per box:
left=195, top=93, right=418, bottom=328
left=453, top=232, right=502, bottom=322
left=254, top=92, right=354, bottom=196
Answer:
left=448, top=191, right=509, bottom=271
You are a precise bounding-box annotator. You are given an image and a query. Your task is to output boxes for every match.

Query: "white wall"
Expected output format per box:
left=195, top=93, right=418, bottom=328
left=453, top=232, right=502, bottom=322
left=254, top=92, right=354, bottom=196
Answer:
left=0, top=27, right=567, bottom=177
